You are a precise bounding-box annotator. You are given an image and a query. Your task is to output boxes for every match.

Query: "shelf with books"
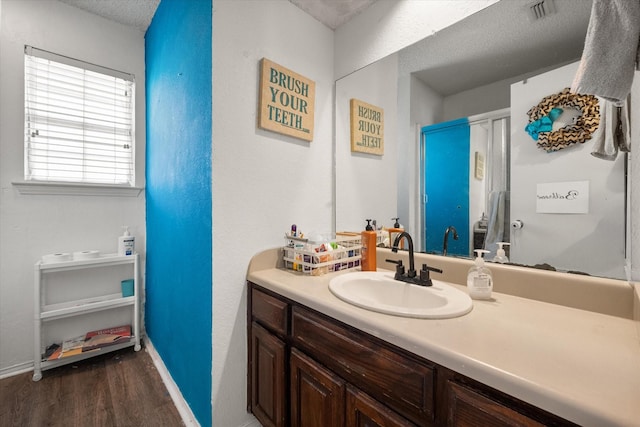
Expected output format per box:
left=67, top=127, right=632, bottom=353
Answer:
left=33, top=254, right=141, bottom=381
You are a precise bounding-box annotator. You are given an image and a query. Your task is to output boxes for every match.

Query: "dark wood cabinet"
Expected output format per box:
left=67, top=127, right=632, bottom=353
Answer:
left=290, top=348, right=345, bottom=427
left=291, top=305, right=435, bottom=426
left=346, top=385, right=418, bottom=427
left=445, top=381, right=545, bottom=427
left=250, top=322, right=286, bottom=427
left=248, top=282, right=576, bottom=427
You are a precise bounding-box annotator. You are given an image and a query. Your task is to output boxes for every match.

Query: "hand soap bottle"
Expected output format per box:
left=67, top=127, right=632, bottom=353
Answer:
left=388, top=217, right=404, bottom=249
left=118, top=226, right=135, bottom=256
left=361, top=219, right=377, bottom=271
left=493, top=242, right=510, bottom=263
left=467, top=249, right=493, bottom=300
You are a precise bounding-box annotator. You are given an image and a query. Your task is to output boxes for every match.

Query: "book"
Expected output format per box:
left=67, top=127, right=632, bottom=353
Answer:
left=58, top=334, right=87, bottom=359
left=82, top=324, right=132, bottom=352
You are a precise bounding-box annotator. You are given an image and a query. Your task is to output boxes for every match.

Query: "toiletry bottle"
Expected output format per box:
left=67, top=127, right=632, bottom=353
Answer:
left=361, top=219, right=377, bottom=271
left=388, top=217, right=404, bottom=249
left=118, top=226, right=135, bottom=256
left=467, top=249, right=493, bottom=300
left=493, top=242, right=510, bottom=263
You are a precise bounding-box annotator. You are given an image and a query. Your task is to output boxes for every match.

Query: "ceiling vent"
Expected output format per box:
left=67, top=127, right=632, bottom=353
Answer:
left=528, top=0, right=556, bottom=21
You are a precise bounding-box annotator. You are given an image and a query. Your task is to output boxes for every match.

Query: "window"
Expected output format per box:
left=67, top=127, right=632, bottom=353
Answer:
left=24, top=46, right=135, bottom=186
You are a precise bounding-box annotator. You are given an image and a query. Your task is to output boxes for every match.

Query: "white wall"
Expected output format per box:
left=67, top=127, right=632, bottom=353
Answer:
left=510, top=62, right=626, bottom=278
left=212, top=1, right=334, bottom=425
left=335, top=53, right=398, bottom=232
left=0, top=0, right=146, bottom=374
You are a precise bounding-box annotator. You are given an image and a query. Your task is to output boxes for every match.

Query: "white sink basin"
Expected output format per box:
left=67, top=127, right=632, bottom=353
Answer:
left=329, top=271, right=473, bottom=319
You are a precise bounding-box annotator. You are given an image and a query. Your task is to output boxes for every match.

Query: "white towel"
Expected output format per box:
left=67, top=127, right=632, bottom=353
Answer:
left=571, top=0, right=640, bottom=104
left=483, top=191, right=506, bottom=259
left=591, top=99, right=618, bottom=160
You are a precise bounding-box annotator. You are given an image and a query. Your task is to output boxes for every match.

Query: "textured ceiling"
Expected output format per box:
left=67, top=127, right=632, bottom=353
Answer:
left=57, top=0, right=370, bottom=32
left=408, top=0, right=592, bottom=96
left=288, top=0, right=377, bottom=29
left=55, top=0, right=592, bottom=97
left=58, top=0, right=160, bottom=31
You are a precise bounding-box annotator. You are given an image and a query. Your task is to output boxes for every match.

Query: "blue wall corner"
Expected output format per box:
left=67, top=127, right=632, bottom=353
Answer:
left=145, top=0, right=212, bottom=425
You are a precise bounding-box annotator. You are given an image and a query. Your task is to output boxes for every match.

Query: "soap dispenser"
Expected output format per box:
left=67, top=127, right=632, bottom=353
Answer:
left=493, top=242, right=510, bottom=264
left=118, top=226, right=135, bottom=256
left=467, top=249, right=493, bottom=300
left=361, top=219, right=377, bottom=271
left=388, top=217, right=404, bottom=249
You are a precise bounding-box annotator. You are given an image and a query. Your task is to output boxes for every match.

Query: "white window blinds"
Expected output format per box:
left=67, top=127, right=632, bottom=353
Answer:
left=24, top=46, right=135, bottom=185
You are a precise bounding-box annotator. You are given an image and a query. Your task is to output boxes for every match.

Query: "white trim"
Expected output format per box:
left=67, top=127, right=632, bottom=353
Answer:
left=25, top=45, right=134, bottom=82
left=12, top=181, right=143, bottom=197
left=0, top=361, right=34, bottom=380
left=145, top=339, right=200, bottom=427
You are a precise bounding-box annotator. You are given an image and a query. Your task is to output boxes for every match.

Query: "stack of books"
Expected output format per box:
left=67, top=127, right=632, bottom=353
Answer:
left=44, top=325, right=132, bottom=360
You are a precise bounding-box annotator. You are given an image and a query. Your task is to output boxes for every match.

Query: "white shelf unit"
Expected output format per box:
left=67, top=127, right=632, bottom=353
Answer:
left=32, top=253, right=141, bottom=381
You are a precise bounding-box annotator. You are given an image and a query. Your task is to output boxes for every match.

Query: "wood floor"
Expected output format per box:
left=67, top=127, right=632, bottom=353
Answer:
left=0, top=344, right=184, bottom=427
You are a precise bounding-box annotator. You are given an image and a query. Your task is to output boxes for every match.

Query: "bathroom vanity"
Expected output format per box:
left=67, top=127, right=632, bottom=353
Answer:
left=247, top=248, right=640, bottom=427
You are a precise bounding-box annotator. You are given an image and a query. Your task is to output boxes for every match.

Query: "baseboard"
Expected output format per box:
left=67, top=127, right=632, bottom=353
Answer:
left=239, top=419, right=261, bottom=427
left=0, top=361, right=33, bottom=380
left=145, top=338, right=200, bottom=427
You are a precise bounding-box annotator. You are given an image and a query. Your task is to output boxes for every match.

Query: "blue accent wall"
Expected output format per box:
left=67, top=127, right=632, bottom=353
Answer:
left=422, top=118, right=470, bottom=256
left=145, top=0, right=212, bottom=425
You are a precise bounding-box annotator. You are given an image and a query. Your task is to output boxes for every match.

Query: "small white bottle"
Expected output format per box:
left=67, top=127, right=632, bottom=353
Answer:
left=118, top=226, right=135, bottom=256
left=467, top=249, right=493, bottom=300
left=493, top=242, right=510, bottom=264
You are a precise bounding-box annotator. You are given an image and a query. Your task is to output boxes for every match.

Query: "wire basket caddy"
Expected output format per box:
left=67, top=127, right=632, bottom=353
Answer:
left=282, top=233, right=361, bottom=276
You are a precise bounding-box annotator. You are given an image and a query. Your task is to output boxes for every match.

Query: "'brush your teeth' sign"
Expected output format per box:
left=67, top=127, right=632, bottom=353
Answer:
left=258, top=58, right=315, bottom=142
left=350, top=98, right=384, bottom=155
left=536, top=181, right=589, bottom=213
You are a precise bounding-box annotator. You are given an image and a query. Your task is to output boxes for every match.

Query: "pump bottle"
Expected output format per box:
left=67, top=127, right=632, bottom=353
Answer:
left=361, top=219, right=377, bottom=271
left=467, top=249, right=493, bottom=299
left=118, top=226, right=135, bottom=256
left=493, top=242, right=510, bottom=263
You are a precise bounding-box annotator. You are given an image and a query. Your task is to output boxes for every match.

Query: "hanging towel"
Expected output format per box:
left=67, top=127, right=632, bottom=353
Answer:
left=571, top=0, right=640, bottom=104
left=483, top=191, right=507, bottom=259
left=591, top=97, right=630, bottom=160
left=591, top=99, right=617, bottom=160
left=616, top=100, right=631, bottom=152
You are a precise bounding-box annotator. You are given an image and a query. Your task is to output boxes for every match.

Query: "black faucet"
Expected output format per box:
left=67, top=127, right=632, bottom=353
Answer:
left=386, top=231, right=442, bottom=286
left=442, top=226, right=459, bottom=256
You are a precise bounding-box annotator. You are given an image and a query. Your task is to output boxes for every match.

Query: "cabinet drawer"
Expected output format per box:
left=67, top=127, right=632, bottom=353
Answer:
left=292, top=306, right=435, bottom=426
left=251, top=288, right=289, bottom=336
left=446, top=381, right=545, bottom=427
left=347, top=385, right=418, bottom=427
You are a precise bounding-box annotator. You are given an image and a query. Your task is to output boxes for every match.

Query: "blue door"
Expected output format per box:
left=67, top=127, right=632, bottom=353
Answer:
left=421, top=118, right=470, bottom=256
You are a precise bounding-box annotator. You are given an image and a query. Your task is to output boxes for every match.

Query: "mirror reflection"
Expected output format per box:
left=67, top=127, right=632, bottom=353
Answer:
left=335, top=0, right=627, bottom=279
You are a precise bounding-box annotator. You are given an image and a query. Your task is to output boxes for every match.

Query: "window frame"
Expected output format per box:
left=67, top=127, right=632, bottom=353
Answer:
left=17, top=46, right=142, bottom=196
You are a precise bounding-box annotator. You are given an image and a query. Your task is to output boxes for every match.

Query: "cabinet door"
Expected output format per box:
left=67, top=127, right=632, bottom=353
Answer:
left=251, top=322, right=286, bottom=427
left=291, top=348, right=346, bottom=427
left=346, top=385, right=418, bottom=427
left=446, top=381, right=545, bottom=427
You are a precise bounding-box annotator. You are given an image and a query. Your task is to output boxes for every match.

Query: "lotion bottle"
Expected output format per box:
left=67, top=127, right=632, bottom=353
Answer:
left=118, top=226, right=135, bottom=256
left=361, top=219, right=377, bottom=271
left=493, top=242, right=510, bottom=263
left=467, top=249, right=493, bottom=300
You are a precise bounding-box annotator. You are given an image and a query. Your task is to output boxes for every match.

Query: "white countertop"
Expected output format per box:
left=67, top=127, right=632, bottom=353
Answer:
left=247, top=251, right=640, bottom=427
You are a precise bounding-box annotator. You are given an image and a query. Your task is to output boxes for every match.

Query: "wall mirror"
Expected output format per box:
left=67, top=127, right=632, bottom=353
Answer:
left=335, top=0, right=628, bottom=280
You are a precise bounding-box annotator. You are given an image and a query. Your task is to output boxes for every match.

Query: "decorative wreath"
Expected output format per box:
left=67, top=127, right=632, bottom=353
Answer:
left=525, top=88, right=600, bottom=152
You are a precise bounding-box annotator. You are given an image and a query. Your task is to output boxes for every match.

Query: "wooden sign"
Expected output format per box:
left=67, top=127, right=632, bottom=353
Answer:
left=258, top=58, right=315, bottom=141
left=350, top=98, right=384, bottom=155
